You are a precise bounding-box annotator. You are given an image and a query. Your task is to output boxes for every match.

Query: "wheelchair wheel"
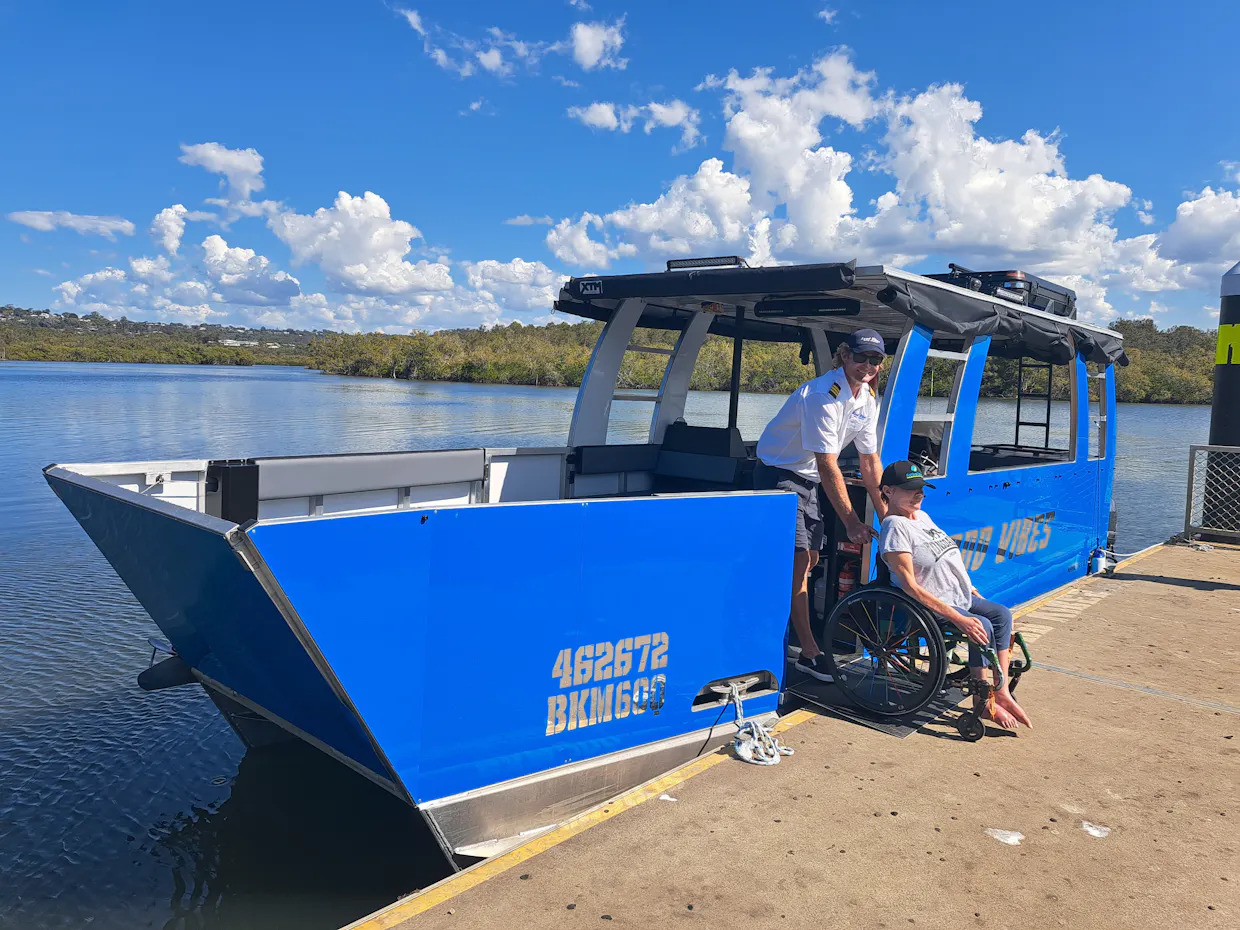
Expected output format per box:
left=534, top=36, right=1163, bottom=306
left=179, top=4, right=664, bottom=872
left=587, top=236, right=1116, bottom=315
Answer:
left=957, top=715, right=985, bottom=742
left=824, top=587, right=946, bottom=717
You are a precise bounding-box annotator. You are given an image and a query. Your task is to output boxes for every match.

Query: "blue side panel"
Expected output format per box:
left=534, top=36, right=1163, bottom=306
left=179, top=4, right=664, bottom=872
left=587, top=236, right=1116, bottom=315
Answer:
left=45, top=474, right=390, bottom=780
left=248, top=493, right=796, bottom=804
left=877, top=331, right=1107, bottom=606
left=931, top=465, right=1098, bottom=606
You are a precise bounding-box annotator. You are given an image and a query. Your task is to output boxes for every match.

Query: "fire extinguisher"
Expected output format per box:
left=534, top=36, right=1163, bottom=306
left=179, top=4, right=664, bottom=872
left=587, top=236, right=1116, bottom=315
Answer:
left=837, top=559, right=858, bottom=598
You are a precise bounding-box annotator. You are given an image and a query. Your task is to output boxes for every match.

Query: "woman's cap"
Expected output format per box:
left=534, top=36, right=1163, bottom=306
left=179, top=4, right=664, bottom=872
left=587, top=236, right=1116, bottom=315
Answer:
left=881, top=460, right=935, bottom=490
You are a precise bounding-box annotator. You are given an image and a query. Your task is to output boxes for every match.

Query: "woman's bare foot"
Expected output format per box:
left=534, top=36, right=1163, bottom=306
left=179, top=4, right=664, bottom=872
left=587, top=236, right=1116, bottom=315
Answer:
left=994, top=688, right=1033, bottom=729
left=982, top=701, right=1019, bottom=730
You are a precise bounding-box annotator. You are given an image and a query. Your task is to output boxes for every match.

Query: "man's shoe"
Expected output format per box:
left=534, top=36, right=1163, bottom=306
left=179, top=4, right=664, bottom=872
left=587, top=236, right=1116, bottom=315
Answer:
left=794, top=652, right=834, bottom=683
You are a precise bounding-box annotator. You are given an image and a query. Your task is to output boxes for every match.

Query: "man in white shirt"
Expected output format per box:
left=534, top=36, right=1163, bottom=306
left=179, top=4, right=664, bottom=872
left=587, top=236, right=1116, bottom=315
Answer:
left=754, top=328, right=888, bottom=681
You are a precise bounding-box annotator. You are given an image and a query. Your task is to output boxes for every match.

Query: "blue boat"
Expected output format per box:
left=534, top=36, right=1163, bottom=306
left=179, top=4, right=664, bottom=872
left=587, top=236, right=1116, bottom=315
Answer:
left=45, top=258, right=1123, bottom=866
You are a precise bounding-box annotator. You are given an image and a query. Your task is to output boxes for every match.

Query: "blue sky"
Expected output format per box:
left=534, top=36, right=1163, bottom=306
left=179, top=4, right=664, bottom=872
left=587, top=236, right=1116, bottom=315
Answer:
left=2, top=0, right=1238, bottom=332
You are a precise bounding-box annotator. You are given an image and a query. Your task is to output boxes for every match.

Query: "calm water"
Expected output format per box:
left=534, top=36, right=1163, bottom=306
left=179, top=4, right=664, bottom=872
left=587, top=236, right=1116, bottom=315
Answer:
left=0, top=362, right=1212, bottom=929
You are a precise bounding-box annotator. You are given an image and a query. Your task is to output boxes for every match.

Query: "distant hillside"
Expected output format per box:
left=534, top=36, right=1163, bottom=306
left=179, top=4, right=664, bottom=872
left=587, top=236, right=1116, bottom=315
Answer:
left=0, top=304, right=1218, bottom=404
left=0, top=306, right=314, bottom=366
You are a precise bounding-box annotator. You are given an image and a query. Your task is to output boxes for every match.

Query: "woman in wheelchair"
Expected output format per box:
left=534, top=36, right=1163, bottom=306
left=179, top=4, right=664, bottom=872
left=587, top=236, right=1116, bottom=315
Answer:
left=876, top=461, right=1033, bottom=731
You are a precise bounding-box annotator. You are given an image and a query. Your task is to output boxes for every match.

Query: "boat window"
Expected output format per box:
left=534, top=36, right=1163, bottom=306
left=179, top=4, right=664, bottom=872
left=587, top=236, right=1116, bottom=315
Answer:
left=908, top=351, right=968, bottom=479
left=969, top=355, right=1074, bottom=473
left=605, top=326, right=680, bottom=445
left=679, top=335, right=816, bottom=442
left=1087, top=363, right=1107, bottom=460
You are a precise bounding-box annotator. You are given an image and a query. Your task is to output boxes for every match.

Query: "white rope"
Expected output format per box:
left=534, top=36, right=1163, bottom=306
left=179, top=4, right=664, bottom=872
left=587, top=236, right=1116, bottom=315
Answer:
left=733, top=719, right=795, bottom=766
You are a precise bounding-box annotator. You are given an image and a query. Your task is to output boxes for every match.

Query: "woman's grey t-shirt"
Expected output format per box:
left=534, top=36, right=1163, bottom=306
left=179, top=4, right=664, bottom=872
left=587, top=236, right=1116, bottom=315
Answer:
left=878, top=511, right=973, bottom=611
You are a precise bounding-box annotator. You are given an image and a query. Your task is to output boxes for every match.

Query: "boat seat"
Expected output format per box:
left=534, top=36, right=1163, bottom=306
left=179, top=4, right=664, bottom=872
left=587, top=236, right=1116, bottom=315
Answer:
left=571, top=443, right=662, bottom=476
left=254, top=449, right=486, bottom=500
left=570, top=426, right=754, bottom=496
left=652, top=424, right=753, bottom=492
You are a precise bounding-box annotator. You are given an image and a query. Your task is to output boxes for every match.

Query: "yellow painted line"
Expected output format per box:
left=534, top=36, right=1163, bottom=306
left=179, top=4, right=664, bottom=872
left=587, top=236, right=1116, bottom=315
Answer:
left=347, top=545, right=1173, bottom=929
left=345, top=709, right=819, bottom=929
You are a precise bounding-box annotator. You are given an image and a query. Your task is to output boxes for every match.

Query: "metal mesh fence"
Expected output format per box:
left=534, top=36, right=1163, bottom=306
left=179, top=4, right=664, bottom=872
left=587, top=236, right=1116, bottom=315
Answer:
left=1185, top=445, right=1240, bottom=538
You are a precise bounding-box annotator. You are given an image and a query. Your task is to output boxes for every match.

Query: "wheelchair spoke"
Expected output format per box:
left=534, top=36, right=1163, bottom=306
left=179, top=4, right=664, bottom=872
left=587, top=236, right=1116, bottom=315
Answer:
left=826, top=589, right=944, bottom=717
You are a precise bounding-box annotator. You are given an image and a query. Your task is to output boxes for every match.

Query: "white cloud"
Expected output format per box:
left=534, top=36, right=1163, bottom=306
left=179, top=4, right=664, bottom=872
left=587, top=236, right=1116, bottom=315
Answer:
left=148, top=204, right=215, bottom=254
left=129, top=255, right=175, bottom=284
left=567, top=99, right=702, bottom=150
left=568, top=0, right=591, bottom=9
left=643, top=100, right=703, bottom=150
left=32, top=268, right=54, bottom=278
left=476, top=47, right=509, bottom=75
left=1154, top=186, right=1240, bottom=285
left=542, top=46, right=1240, bottom=320
left=151, top=205, right=189, bottom=255
left=178, top=142, right=266, bottom=199
left=1136, top=199, right=1155, bottom=226
left=570, top=19, right=626, bottom=71
left=396, top=9, right=541, bottom=79
left=462, top=258, right=567, bottom=312
left=552, top=75, right=580, bottom=88
left=395, top=11, right=625, bottom=82
left=269, top=190, right=455, bottom=296
left=201, top=234, right=301, bottom=305
left=504, top=214, right=554, bottom=226
left=7, top=211, right=135, bottom=240
left=567, top=101, right=622, bottom=131
left=398, top=8, right=425, bottom=34
left=546, top=213, right=636, bottom=267
left=605, top=158, right=759, bottom=259
left=55, top=267, right=129, bottom=307
left=818, top=8, right=838, bottom=24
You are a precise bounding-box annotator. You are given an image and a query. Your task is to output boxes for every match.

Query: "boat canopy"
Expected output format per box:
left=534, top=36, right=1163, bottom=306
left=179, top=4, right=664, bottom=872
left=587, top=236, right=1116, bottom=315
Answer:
left=554, top=261, right=1127, bottom=367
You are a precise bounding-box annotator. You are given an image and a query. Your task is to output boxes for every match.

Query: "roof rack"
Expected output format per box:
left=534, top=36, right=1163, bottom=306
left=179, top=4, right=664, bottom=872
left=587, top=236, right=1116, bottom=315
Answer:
left=666, top=255, right=748, bottom=271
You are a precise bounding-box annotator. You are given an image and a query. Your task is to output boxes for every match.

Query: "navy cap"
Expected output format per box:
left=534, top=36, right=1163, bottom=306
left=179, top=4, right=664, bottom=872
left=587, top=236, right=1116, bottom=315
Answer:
left=845, top=329, right=886, bottom=357
left=881, top=459, right=935, bottom=490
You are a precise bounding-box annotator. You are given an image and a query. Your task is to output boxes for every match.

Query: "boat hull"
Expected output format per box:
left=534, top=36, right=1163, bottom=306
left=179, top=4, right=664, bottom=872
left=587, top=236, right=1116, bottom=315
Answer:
left=46, top=466, right=794, bottom=861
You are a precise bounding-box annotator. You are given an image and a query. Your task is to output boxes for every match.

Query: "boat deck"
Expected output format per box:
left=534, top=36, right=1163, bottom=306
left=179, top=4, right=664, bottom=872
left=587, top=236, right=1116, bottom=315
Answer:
left=348, top=543, right=1240, bottom=930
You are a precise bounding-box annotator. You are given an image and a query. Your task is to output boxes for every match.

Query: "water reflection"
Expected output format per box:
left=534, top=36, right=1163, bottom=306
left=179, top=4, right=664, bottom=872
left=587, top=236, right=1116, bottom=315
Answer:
left=148, top=743, right=449, bottom=930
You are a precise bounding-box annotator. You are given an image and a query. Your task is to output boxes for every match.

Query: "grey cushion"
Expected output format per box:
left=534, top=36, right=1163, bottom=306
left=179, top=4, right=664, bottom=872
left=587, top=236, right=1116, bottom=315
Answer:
left=653, top=451, right=741, bottom=484
left=573, top=444, right=662, bottom=476
left=256, top=449, right=485, bottom=499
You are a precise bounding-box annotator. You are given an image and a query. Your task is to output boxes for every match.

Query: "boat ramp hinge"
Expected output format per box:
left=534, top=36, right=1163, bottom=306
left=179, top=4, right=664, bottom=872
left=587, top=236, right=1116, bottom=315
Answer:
left=233, top=545, right=257, bottom=573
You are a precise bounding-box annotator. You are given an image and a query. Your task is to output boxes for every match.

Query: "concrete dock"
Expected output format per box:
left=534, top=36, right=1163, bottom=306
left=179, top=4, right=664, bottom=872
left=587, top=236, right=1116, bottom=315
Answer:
left=349, top=543, right=1240, bottom=930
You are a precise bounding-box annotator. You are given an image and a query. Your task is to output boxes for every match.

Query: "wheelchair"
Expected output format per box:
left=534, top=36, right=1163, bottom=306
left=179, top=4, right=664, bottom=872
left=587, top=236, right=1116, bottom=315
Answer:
left=819, top=583, right=1032, bottom=741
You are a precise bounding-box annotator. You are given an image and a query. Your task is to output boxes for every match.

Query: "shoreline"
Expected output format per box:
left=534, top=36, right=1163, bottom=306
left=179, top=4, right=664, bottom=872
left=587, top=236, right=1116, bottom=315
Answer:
left=0, top=357, right=1216, bottom=406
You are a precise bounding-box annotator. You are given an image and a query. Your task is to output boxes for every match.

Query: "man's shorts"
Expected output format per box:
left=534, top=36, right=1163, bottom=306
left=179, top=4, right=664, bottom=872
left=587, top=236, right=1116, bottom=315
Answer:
left=754, top=460, right=824, bottom=552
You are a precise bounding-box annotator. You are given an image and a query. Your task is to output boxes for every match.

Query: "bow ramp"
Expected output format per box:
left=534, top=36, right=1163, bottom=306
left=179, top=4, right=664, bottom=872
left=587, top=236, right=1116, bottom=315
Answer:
left=241, top=492, right=792, bottom=858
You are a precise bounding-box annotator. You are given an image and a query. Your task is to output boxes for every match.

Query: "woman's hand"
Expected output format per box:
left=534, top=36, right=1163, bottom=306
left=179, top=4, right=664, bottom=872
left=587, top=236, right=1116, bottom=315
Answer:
left=952, top=612, right=989, bottom=645
left=970, top=585, right=981, bottom=597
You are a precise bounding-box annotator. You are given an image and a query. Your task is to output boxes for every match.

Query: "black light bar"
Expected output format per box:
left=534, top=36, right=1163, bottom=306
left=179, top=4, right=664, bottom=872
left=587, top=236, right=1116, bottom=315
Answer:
left=666, top=256, right=746, bottom=271
left=754, top=297, right=861, bottom=317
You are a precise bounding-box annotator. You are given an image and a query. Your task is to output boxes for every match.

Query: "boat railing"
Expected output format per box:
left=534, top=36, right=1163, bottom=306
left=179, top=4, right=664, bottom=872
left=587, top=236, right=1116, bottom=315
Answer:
left=1184, top=444, right=1240, bottom=539
left=53, top=447, right=573, bottom=525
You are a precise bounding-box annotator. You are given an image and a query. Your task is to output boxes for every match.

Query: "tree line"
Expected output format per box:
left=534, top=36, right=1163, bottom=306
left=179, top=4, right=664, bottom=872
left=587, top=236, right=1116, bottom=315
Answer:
left=0, top=304, right=1219, bottom=404
left=305, top=316, right=1218, bottom=404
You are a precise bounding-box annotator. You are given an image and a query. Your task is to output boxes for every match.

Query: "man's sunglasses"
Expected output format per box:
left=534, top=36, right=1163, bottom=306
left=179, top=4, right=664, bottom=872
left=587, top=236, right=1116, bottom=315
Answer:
left=849, top=352, right=885, bottom=367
